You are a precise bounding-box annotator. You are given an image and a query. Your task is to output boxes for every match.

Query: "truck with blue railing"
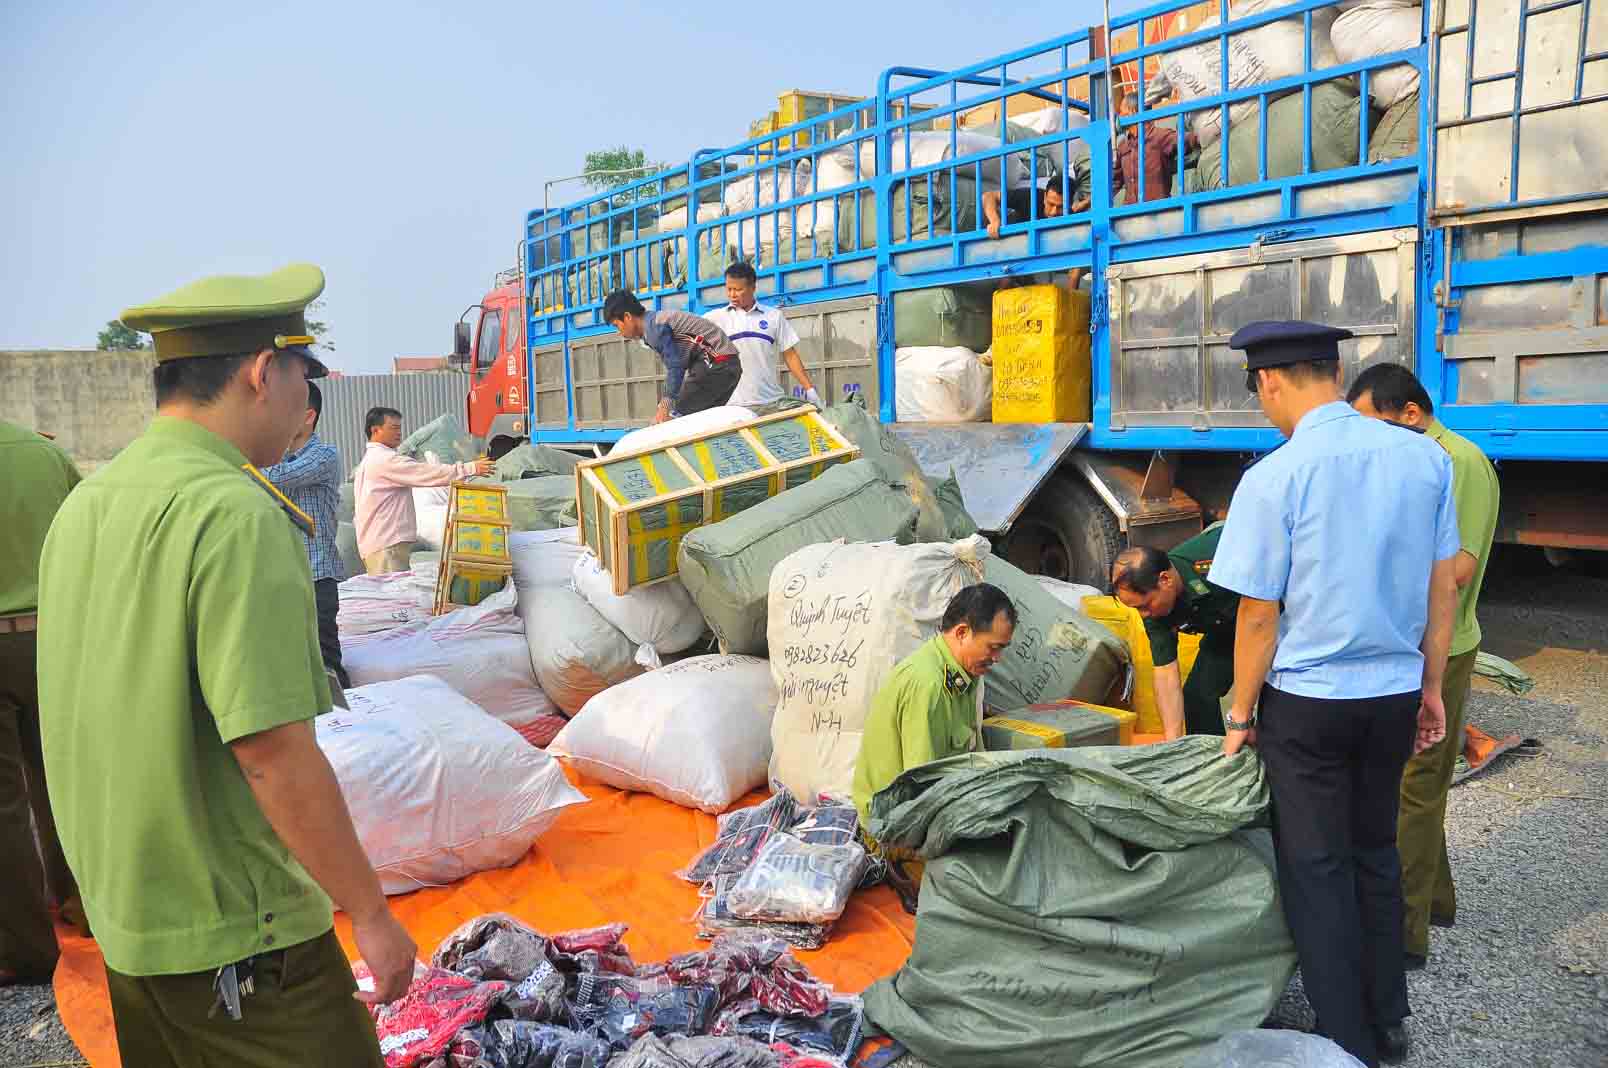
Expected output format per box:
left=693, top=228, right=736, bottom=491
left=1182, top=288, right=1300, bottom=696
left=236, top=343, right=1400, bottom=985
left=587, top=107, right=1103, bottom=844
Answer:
left=455, top=0, right=1607, bottom=587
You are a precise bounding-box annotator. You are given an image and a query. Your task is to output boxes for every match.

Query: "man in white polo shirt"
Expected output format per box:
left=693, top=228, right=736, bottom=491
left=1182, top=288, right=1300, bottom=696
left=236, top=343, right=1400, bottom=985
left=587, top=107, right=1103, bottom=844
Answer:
left=706, top=262, right=822, bottom=409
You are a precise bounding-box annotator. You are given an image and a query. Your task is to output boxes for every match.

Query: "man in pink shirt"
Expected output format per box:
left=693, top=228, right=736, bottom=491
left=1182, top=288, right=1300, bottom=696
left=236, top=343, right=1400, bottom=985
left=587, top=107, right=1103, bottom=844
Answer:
left=352, top=407, right=491, bottom=574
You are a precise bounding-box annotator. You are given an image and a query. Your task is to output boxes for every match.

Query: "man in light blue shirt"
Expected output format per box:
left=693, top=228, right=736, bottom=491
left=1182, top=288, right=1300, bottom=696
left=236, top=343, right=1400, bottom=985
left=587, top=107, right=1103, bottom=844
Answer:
left=1208, top=322, right=1459, bottom=1068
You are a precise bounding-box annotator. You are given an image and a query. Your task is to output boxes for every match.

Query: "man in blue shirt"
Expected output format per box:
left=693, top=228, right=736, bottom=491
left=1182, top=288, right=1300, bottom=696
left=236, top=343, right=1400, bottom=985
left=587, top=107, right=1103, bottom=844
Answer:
left=1208, top=324, right=1459, bottom=1068
left=603, top=290, right=742, bottom=424
left=263, top=381, right=349, bottom=690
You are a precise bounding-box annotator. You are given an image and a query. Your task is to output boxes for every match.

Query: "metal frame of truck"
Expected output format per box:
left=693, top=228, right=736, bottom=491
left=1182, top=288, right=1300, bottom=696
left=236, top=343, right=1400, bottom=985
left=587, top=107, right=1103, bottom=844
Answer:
left=460, top=0, right=1607, bottom=585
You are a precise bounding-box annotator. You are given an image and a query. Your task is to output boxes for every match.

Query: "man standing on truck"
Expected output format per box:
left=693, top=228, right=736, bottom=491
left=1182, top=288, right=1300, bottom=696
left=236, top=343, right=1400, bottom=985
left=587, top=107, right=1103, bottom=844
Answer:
left=1112, top=88, right=1197, bottom=204
left=353, top=406, right=492, bottom=574
left=1108, top=525, right=1238, bottom=740
left=706, top=262, right=823, bottom=409
left=263, top=381, right=349, bottom=690
left=1347, top=363, right=1500, bottom=972
left=1208, top=320, right=1459, bottom=1067
left=36, top=264, right=415, bottom=1064
left=0, top=419, right=82, bottom=986
left=603, top=290, right=743, bottom=424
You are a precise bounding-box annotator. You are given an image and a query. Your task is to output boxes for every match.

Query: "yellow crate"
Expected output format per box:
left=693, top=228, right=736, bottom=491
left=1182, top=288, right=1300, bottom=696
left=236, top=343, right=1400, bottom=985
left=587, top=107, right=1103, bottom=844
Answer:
left=1050, top=699, right=1138, bottom=746
left=433, top=559, right=511, bottom=614
left=575, top=407, right=859, bottom=595
left=449, top=482, right=508, bottom=523
left=1080, top=595, right=1203, bottom=737
left=448, top=520, right=511, bottom=565
left=992, top=285, right=1092, bottom=424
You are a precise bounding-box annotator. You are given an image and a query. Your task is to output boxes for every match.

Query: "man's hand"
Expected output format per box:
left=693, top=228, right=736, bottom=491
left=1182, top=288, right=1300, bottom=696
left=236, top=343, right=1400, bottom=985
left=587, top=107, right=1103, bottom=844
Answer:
left=987, top=218, right=1001, bottom=239
left=471, top=456, right=494, bottom=477
left=352, top=907, right=417, bottom=1006
left=1414, top=689, right=1447, bottom=755
left=652, top=403, right=672, bottom=425
left=1222, top=724, right=1257, bottom=756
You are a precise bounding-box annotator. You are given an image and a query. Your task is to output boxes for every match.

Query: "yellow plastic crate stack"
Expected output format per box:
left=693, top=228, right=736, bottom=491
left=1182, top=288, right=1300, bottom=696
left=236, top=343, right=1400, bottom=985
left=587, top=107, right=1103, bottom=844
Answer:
left=991, top=284, right=1093, bottom=423
left=432, top=482, right=513, bottom=614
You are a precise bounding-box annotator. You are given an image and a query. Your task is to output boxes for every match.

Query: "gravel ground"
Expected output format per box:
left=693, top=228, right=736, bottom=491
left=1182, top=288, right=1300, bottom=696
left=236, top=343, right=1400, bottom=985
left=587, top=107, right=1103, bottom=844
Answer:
left=4, top=548, right=1604, bottom=1067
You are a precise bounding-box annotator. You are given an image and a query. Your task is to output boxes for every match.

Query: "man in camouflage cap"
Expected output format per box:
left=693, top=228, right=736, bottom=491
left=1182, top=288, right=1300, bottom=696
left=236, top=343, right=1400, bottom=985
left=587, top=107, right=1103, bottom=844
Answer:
left=36, top=265, right=413, bottom=1065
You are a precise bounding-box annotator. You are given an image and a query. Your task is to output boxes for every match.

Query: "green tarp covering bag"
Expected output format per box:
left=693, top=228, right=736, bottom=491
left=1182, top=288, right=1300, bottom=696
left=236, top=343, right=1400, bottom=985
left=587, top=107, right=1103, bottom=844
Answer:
left=892, top=284, right=993, bottom=353
left=863, top=740, right=1297, bottom=1068
left=677, top=459, right=921, bottom=655
left=1187, top=81, right=1362, bottom=193
left=980, top=555, right=1131, bottom=713
left=493, top=444, right=579, bottom=482
left=932, top=472, right=978, bottom=538
left=505, top=475, right=579, bottom=531
left=398, top=413, right=476, bottom=464
left=821, top=401, right=947, bottom=542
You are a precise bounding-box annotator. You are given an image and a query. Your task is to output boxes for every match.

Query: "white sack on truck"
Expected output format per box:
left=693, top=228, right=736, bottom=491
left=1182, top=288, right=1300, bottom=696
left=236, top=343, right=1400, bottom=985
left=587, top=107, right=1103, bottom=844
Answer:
left=894, top=346, right=993, bottom=423
left=318, top=675, right=585, bottom=894
left=550, top=654, right=778, bottom=812
left=570, top=551, right=707, bottom=669
left=1156, top=0, right=1340, bottom=148
left=613, top=405, right=756, bottom=455
left=767, top=535, right=991, bottom=805
left=1331, top=3, right=1423, bottom=109
left=342, top=586, right=562, bottom=741
left=522, top=584, right=645, bottom=715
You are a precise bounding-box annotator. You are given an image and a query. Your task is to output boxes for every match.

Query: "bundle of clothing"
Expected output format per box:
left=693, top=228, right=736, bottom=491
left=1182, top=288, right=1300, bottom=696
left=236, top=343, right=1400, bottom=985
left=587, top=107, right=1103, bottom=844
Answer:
left=358, top=915, right=877, bottom=1068
left=678, top=794, right=885, bottom=950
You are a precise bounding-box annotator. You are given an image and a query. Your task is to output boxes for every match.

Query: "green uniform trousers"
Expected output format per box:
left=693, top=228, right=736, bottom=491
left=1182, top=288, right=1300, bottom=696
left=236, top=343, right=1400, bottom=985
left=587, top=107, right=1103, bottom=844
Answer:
left=1398, top=646, right=1477, bottom=957
left=0, top=629, right=66, bottom=979
left=1181, top=636, right=1234, bottom=737
left=106, top=928, right=384, bottom=1068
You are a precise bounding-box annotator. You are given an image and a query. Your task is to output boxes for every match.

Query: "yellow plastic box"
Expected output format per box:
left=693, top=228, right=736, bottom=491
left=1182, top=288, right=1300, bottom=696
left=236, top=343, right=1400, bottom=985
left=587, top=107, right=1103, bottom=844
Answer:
left=991, top=285, right=1092, bottom=424
left=982, top=703, right=1121, bottom=751
left=1080, top=594, right=1203, bottom=736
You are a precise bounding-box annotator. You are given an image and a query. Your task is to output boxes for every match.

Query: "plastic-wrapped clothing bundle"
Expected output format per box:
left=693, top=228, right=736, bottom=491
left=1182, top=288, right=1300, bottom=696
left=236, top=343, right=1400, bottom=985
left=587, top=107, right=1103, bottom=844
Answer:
left=447, top=1019, right=613, bottom=1068
left=1180, top=1030, right=1366, bottom=1068
left=727, top=834, right=867, bottom=926
left=789, top=805, right=886, bottom=889
left=732, top=998, right=865, bottom=1063
left=359, top=964, right=509, bottom=1068
left=431, top=914, right=566, bottom=1020
left=678, top=793, right=799, bottom=883
left=696, top=876, right=829, bottom=951
left=610, top=1034, right=781, bottom=1068
left=593, top=984, right=722, bottom=1050
left=665, top=935, right=833, bottom=1036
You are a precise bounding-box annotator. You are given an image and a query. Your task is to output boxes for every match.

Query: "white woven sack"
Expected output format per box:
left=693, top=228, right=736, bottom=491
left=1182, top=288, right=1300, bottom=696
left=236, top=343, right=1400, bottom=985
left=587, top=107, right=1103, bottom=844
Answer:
left=571, top=552, right=707, bottom=669
left=894, top=346, right=993, bottom=423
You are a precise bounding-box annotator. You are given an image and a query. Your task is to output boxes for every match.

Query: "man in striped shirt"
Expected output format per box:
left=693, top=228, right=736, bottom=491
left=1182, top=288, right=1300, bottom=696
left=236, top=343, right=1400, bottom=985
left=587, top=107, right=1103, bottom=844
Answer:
left=263, top=382, right=349, bottom=689
left=604, top=290, right=742, bottom=424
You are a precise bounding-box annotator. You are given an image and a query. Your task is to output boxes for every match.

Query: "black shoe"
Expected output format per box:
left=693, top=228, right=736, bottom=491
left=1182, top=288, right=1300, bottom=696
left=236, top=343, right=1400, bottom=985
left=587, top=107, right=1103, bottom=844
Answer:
left=1378, top=1022, right=1410, bottom=1064
left=1430, top=912, right=1455, bottom=928
left=1404, top=951, right=1428, bottom=971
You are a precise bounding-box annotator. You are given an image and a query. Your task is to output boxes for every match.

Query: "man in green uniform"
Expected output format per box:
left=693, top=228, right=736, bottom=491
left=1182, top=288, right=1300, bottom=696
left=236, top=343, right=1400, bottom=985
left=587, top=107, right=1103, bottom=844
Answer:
left=853, top=583, right=1017, bottom=831
left=1109, top=524, right=1238, bottom=739
left=36, top=264, right=415, bottom=1065
left=1349, top=363, right=1500, bottom=970
left=0, top=419, right=82, bottom=985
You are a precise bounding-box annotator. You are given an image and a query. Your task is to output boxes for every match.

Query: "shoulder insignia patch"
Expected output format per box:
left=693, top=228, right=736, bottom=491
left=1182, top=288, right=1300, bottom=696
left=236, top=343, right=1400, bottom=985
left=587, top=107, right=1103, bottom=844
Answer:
left=944, top=667, right=970, bottom=695
left=1193, top=559, right=1213, bottom=575
left=242, top=463, right=315, bottom=539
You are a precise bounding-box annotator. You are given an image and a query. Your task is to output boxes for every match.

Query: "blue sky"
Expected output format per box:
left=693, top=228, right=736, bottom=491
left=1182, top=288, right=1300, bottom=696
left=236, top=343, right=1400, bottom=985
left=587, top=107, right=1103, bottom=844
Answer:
left=1, top=1, right=1112, bottom=373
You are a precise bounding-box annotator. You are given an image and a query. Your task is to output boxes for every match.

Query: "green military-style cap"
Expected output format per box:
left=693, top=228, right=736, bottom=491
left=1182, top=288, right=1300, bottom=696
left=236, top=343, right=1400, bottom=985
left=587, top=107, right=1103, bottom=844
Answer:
left=120, top=263, right=330, bottom=378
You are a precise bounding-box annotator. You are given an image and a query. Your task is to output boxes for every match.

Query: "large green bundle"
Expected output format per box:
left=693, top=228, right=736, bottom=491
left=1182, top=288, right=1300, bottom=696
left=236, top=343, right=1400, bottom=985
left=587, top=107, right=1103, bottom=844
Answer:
left=1187, top=81, right=1362, bottom=193
left=892, top=285, right=993, bottom=352
left=863, top=740, right=1296, bottom=1068
left=678, top=459, right=921, bottom=655
left=836, top=176, right=982, bottom=254
left=493, top=443, right=580, bottom=482
left=980, top=555, right=1131, bottom=713
left=933, top=473, right=978, bottom=539
left=820, top=401, right=947, bottom=542
left=1369, top=90, right=1419, bottom=163
left=505, top=475, right=579, bottom=531
left=398, top=414, right=476, bottom=464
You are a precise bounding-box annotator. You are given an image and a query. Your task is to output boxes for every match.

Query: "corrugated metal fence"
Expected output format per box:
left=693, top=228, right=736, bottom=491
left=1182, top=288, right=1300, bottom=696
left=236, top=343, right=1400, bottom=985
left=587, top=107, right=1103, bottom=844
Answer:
left=319, top=372, right=467, bottom=478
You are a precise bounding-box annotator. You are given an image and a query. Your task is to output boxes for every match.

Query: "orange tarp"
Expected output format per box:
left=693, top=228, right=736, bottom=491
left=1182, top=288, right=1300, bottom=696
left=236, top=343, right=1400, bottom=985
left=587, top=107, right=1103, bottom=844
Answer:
left=53, top=767, right=918, bottom=1068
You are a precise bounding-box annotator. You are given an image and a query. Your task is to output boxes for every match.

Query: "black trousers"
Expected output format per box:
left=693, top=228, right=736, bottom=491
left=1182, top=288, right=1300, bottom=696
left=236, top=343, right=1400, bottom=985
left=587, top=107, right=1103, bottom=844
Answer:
left=313, top=579, right=350, bottom=691
left=675, top=356, right=741, bottom=416
left=1258, top=683, right=1419, bottom=1068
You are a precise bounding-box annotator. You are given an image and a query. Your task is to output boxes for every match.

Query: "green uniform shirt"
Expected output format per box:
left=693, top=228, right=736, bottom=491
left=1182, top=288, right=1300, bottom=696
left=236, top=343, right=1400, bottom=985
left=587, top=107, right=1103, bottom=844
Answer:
left=37, top=416, right=334, bottom=977
left=1425, top=418, right=1499, bottom=657
left=853, top=635, right=980, bottom=829
left=1142, top=523, right=1240, bottom=667
left=0, top=419, right=81, bottom=617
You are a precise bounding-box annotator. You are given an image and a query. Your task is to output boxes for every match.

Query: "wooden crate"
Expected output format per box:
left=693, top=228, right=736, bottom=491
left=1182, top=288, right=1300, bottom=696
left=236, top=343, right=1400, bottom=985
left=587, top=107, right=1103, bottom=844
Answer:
left=447, top=519, right=511, bottom=565
left=432, top=559, right=512, bottom=614
left=449, top=482, right=509, bottom=523
left=575, top=407, right=859, bottom=595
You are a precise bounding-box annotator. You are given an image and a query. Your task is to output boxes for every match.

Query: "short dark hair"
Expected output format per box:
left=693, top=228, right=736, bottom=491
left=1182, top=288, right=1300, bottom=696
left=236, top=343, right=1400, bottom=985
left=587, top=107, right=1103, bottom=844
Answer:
left=1110, top=544, right=1172, bottom=595
left=153, top=353, right=253, bottom=408
left=306, top=380, right=323, bottom=427
left=1254, top=359, right=1340, bottom=393
left=724, top=262, right=757, bottom=286
left=603, top=290, right=645, bottom=324
left=941, top=583, right=1018, bottom=634
left=1346, top=362, right=1434, bottom=416
left=365, top=406, right=402, bottom=440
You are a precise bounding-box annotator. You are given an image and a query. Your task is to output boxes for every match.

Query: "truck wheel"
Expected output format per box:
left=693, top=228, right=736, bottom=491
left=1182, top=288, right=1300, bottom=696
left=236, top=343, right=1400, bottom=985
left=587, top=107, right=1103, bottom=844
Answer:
left=1000, top=473, right=1123, bottom=589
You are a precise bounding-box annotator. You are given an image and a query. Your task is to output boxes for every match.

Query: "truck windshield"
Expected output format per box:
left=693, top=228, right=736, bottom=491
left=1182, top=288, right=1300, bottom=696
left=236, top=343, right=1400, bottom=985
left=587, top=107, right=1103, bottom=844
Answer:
left=475, top=310, right=502, bottom=373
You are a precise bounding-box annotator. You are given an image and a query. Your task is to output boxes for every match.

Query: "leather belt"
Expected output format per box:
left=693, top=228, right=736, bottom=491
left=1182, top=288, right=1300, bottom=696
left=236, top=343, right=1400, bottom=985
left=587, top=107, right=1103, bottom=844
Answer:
left=0, top=614, right=39, bottom=634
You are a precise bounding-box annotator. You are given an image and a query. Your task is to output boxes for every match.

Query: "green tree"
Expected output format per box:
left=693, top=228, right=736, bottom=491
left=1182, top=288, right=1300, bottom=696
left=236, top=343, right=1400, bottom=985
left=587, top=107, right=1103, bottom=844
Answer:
left=96, top=320, right=149, bottom=351
left=303, top=298, right=333, bottom=354
left=583, top=146, right=661, bottom=191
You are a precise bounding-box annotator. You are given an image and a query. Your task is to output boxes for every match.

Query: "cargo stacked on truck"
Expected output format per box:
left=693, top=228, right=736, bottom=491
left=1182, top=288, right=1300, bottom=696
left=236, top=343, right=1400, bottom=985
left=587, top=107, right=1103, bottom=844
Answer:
left=458, top=0, right=1607, bottom=584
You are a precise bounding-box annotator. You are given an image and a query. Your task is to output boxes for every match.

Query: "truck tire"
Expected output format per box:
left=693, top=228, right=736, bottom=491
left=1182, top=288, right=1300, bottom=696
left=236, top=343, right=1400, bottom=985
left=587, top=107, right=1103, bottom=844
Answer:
left=999, top=472, right=1123, bottom=589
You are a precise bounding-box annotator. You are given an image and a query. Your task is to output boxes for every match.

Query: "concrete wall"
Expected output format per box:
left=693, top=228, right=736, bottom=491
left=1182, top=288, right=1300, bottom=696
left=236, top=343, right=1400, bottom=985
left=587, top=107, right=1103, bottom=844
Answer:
left=0, top=350, right=156, bottom=472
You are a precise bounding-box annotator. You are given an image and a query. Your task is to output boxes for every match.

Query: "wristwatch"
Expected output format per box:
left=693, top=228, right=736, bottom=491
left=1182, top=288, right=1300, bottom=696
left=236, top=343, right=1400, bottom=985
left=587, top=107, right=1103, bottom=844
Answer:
left=1220, top=693, right=1256, bottom=732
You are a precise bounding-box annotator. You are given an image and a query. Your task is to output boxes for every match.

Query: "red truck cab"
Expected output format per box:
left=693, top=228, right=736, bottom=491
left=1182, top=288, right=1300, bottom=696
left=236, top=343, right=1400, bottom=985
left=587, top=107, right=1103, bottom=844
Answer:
left=457, top=268, right=527, bottom=454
